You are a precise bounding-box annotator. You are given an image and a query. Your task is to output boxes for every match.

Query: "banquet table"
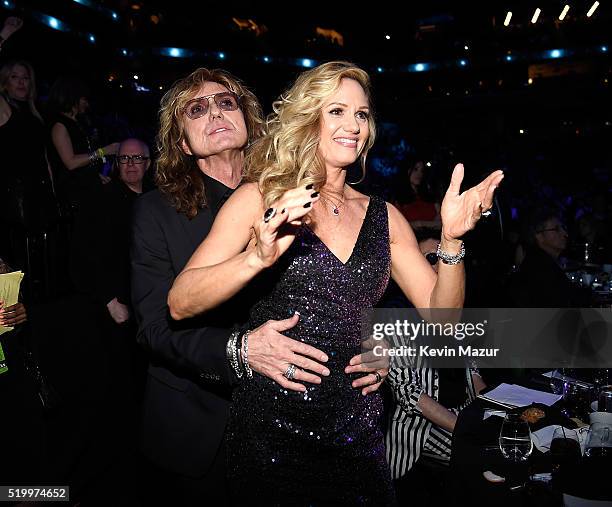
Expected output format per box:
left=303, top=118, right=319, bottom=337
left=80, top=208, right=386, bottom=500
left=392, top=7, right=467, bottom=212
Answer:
left=448, top=382, right=611, bottom=506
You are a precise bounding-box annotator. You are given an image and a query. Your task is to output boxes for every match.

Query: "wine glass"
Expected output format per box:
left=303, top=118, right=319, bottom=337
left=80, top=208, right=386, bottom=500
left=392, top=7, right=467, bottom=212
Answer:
left=499, top=413, right=533, bottom=462
left=584, top=423, right=611, bottom=460
left=549, top=369, right=569, bottom=396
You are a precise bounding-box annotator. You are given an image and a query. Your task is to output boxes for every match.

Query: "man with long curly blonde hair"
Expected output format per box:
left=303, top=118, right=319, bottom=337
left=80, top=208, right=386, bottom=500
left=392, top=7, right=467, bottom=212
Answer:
left=131, top=67, right=330, bottom=504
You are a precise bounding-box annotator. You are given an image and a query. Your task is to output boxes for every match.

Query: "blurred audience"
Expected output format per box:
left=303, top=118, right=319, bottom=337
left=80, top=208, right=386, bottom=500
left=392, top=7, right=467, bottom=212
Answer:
left=47, top=75, right=119, bottom=214
left=509, top=208, right=591, bottom=307
left=0, top=57, right=58, bottom=298
left=394, top=160, right=441, bottom=230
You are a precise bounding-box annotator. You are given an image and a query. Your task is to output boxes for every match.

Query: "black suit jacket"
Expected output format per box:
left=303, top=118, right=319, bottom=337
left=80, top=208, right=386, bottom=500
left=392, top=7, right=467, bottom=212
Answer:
left=131, top=175, right=244, bottom=477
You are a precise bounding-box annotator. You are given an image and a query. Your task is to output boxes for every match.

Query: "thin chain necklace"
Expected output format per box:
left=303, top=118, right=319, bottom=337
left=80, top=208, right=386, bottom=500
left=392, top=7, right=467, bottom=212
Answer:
left=320, top=192, right=345, bottom=216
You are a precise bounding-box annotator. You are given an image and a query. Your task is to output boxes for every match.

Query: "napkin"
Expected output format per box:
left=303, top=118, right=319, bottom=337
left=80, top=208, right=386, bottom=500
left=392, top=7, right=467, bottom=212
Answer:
left=531, top=425, right=590, bottom=454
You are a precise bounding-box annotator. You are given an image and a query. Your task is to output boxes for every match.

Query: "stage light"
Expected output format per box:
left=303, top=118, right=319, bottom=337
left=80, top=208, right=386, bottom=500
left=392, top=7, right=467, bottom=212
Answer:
left=459, top=59, right=467, bottom=67
left=301, top=58, right=314, bottom=68
left=111, top=12, right=118, bottom=20
left=547, top=49, right=565, bottom=59
left=121, top=49, right=128, bottom=56
left=519, top=129, right=525, bottom=134
left=528, top=78, right=533, bottom=84
left=42, top=15, right=65, bottom=31
left=601, top=46, right=608, bottom=53
left=426, top=162, right=432, bottom=167
left=464, top=45, right=469, bottom=50
left=531, top=8, right=541, bottom=24
left=503, top=11, right=512, bottom=26
left=505, top=55, right=514, bottom=62
left=385, top=34, right=390, bottom=40
left=559, top=5, right=570, bottom=20
left=411, top=63, right=429, bottom=72
left=377, top=67, right=383, bottom=73
left=586, top=1, right=599, bottom=17
left=218, top=52, right=225, bottom=59
left=159, top=47, right=192, bottom=58
left=88, top=34, right=95, bottom=43
left=262, top=56, right=271, bottom=63
left=3, top=0, right=14, bottom=7
left=133, top=74, right=139, bottom=80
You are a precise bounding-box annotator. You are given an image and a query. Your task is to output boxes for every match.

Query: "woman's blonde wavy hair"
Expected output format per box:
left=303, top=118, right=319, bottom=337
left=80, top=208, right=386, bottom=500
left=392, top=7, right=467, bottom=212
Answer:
left=156, top=68, right=265, bottom=218
left=245, top=61, right=376, bottom=208
left=0, top=60, right=43, bottom=121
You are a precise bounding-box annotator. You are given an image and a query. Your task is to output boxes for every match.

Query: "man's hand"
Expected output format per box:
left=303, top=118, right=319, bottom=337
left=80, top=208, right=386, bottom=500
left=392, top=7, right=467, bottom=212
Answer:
left=107, top=297, right=130, bottom=324
left=246, top=312, right=330, bottom=392
left=0, top=301, right=27, bottom=327
left=345, top=336, right=390, bottom=395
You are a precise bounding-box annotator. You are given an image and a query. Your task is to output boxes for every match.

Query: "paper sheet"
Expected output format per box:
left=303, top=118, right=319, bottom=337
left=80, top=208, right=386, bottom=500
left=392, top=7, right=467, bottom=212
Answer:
left=478, top=383, right=562, bottom=408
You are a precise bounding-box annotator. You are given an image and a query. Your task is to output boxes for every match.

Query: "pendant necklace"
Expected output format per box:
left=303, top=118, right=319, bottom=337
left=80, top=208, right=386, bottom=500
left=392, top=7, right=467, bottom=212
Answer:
left=320, top=193, right=345, bottom=216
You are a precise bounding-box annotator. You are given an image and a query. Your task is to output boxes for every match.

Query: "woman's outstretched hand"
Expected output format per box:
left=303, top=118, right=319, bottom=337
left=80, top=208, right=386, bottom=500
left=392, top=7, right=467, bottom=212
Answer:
left=251, top=185, right=320, bottom=269
left=439, top=164, right=504, bottom=241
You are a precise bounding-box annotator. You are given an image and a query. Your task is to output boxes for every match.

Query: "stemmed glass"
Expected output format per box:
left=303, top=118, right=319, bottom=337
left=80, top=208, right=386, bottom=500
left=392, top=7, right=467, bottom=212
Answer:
left=499, top=413, right=533, bottom=462
left=499, top=413, right=533, bottom=489
left=584, top=423, right=611, bottom=460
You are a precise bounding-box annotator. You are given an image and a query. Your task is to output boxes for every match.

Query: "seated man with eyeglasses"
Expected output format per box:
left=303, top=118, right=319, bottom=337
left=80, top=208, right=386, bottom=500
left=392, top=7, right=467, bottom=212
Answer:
left=509, top=207, right=591, bottom=308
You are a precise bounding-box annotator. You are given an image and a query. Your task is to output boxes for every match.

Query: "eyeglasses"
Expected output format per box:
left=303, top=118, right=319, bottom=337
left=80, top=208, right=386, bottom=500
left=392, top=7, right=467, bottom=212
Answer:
left=182, top=92, right=240, bottom=120
left=117, top=155, right=149, bottom=165
left=425, top=252, right=438, bottom=265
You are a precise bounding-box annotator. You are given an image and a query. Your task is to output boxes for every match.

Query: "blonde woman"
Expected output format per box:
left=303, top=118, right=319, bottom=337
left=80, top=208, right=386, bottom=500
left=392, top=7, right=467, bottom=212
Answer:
left=169, top=61, right=503, bottom=504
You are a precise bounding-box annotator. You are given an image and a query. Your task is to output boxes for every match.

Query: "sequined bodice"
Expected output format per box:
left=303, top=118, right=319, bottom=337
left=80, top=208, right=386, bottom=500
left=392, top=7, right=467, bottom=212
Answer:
left=233, top=195, right=390, bottom=441
left=250, top=195, right=390, bottom=355
left=229, top=196, right=395, bottom=505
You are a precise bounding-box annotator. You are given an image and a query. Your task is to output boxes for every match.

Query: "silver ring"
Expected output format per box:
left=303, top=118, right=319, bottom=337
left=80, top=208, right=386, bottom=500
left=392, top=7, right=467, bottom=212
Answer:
left=283, top=364, right=297, bottom=380
left=373, top=371, right=383, bottom=384
left=263, top=207, right=277, bottom=223
left=481, top=209, right=492, bottom=217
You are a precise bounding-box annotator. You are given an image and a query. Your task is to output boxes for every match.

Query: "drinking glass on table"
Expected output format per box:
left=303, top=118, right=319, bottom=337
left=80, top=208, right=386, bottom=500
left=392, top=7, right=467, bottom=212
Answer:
left=584, top=423, right=611, bottom=460
left=550, top=427, right=581, bottom=469
left=549, top=369, right=569, bottom=396
left=499, top=413, right=533, bottom=462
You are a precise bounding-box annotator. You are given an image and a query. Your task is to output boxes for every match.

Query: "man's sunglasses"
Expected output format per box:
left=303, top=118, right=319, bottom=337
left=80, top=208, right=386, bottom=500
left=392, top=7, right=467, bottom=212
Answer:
left=183, top=92, right=240, bottom=120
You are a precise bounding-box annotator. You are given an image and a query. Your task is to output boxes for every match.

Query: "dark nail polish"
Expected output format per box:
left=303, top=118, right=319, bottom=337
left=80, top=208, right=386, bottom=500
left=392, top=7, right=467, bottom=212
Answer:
left=305, top=184, right=314, bottom=190
left=311, top=192, right=319, bottom=198
left=303, top=202, right=311, bottom=208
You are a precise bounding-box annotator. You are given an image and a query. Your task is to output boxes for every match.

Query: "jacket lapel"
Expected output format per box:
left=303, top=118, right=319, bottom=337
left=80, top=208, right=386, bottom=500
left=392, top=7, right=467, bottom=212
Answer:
left=177, top=209, right=212, bottom=256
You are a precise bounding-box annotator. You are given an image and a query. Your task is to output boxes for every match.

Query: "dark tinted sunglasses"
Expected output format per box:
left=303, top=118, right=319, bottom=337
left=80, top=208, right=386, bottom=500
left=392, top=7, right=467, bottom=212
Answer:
left=425, top=252, right=438, bottom=265
left=183, top=91, right=240, bottom=120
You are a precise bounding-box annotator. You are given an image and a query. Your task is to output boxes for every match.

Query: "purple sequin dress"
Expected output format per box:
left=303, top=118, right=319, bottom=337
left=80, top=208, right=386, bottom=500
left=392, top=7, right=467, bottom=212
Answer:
left=228, top=196, right=396, bottom=506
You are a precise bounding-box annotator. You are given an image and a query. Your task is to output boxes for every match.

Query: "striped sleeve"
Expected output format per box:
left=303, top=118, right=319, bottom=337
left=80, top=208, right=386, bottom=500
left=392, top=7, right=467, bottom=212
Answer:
left=387, top=366, right=425, bottom=415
